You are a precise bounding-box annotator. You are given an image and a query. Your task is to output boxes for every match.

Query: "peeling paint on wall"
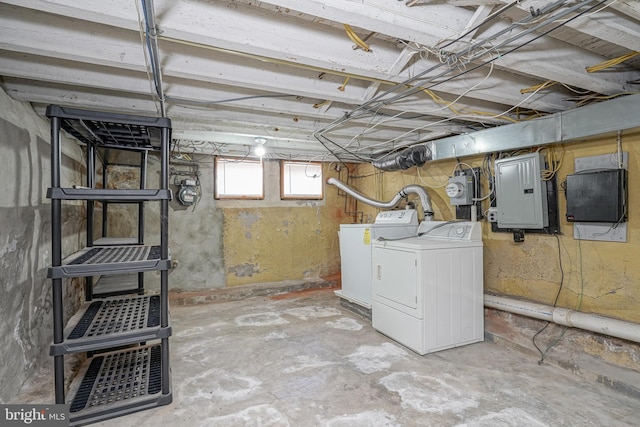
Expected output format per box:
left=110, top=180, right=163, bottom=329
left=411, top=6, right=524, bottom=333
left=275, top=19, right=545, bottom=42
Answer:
left=228, top=263, right=261, bottom=277
left=238, top=211, right=260, bottom=229
left=221, top=163, right=345, bottom=287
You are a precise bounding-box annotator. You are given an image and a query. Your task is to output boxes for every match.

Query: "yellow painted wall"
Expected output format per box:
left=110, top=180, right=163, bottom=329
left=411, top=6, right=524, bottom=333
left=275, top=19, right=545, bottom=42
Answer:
left=346, top=131, right=640, bottom=323
left=222, top=162, right=349, bottom=287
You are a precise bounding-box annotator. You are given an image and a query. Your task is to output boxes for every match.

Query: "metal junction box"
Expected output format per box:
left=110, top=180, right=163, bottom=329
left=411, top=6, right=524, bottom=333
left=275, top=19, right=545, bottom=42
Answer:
left=566, top=169, right=627, bottom=223
left=495, top=152, right=548, bottom=229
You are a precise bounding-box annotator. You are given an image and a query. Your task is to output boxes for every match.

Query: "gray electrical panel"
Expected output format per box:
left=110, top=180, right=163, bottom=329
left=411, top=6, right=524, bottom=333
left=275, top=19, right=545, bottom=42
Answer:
left=495, top=152, right=548, bottom=229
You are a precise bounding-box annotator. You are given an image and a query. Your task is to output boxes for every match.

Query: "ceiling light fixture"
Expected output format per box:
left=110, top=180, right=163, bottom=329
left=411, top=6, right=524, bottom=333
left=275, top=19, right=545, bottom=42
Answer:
left=254, top=144, right=266, bottom=157
left=254, top=137, right=267, bottom=157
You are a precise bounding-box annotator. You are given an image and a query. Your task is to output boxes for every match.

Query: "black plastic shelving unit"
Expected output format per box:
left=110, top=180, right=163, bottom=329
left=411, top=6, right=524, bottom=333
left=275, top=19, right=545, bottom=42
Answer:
left=46, top=104, right=172, bottom=426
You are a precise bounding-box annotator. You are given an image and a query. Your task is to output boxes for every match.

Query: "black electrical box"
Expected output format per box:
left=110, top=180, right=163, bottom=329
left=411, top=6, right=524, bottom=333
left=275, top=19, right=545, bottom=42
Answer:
left=565, top=169, right=627, bottom=223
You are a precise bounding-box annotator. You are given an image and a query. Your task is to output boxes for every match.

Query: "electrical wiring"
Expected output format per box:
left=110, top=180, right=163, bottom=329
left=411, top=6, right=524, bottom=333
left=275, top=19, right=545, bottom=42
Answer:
left=347, top=106, right=479, bottom=157
left=538, top=145, right=564, bottom=181
left=413, top=60, right=524, bottom=124
left=616, top=130, right=624, bottom=168
left=135, top=0, right=159, bottom=115
left=140, top=0, right=166, bottom=116
left=536, top=227, right=589, bottom=363
left=313, top=100, right=331, bottom=109
left=317, top=0, right=605, bottom=160
left=364, top=0, right=590, bottom=109
left=412, top=0, right=605, bottom=100
left=520, top=80, right=594, bottom=96
left=364, top=77, right=552, bottom=156
left=343, top=24, right=371, bottom=52
left=520, top=80, right=557, bottom=94
left=338, top=77, right=350, bottom=92
left=532, top=233, right=565, bottom=364
left=435, top=1, right=520, bottom=51
left=570, top=91, right=640, bottom=107
left=552, top=0, right=620, bottom=23
left=416, top=166, right=449, bottom=189
left=313, top=131, right=369, bottom=162
left=586, top=51, right=640, bottom=73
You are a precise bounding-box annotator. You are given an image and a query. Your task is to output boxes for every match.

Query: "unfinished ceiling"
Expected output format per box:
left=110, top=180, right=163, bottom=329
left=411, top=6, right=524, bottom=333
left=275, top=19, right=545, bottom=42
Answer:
left=1, top=0, right=639, bottom=162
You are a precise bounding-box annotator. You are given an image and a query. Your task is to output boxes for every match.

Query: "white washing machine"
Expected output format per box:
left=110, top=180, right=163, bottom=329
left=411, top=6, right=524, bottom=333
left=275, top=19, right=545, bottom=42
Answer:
left=336, top=210, right=419, bottom=309
left=371, top=221, right=483, bottom=355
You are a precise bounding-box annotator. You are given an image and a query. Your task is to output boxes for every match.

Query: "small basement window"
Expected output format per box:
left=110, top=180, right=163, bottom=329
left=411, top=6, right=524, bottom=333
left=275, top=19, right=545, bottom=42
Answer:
left=281, top=161, right=323, bottom=199
left=214, top=157, right=264, bottom=199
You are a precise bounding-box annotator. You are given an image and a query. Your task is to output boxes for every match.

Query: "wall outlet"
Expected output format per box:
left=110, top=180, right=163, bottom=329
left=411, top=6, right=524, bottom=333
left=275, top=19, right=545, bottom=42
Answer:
left=487, top=207, right=498, bottom=223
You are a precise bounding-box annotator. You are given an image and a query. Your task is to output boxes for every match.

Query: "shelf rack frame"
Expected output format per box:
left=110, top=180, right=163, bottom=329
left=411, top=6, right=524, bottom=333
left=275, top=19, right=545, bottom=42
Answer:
left=46, top=105, right=173, bottom=425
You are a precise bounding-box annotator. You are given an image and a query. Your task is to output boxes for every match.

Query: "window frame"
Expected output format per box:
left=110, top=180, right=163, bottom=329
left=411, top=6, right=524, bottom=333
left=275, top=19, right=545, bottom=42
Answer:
left=280, top=160, right=324, bottom=200
left=214, top=157, right=265, bottom=200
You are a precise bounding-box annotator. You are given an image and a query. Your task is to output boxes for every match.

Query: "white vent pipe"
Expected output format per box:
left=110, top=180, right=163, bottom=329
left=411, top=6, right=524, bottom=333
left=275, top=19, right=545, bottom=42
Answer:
left=485, top=295, right=640, bottom=344
left=327, top=177, right=433, bottom=220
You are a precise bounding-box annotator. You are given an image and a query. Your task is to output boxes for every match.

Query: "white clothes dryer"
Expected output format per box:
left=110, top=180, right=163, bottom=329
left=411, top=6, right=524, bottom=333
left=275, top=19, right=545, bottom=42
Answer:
left=371, top=221, right=484, bottom=355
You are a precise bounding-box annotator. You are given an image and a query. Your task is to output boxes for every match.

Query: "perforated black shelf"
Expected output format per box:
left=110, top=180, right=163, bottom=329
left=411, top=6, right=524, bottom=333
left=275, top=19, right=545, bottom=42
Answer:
left=48, top=245, right=171, bottom=279
left=50, top=296, right=170, bottom=356
left=46, top=104, right=171, bottom=151
left=68, top=345, right=172, bottom=426
left=47, top=188, right=172, bottom=201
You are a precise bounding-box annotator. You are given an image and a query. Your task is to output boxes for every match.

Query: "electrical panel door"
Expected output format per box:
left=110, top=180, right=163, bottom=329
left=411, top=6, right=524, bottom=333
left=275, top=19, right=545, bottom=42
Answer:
left=495, top=152, right=548, bottom=229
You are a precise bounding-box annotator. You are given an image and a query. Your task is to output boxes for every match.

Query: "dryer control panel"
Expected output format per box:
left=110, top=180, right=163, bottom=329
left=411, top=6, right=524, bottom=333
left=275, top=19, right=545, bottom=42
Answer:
left=374, top=209, right=419, bottom=225
left=416, top=221, right=482, bottom=241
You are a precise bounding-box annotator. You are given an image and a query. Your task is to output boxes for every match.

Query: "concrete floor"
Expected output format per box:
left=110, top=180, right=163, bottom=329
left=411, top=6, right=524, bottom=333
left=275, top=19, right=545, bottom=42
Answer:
left=18, top=288, right=640, bottom=426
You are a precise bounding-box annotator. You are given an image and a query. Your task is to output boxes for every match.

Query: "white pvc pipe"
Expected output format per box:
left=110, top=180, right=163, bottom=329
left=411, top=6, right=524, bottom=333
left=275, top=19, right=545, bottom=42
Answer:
left=484, top=295, right=640, bottom=344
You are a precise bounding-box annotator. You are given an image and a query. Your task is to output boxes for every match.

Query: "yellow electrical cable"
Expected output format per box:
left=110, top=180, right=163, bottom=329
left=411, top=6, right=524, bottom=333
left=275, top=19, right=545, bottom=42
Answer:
left=420, top=88, right=519, bottom=123
left=539, top=145, right=564, bottom=181
left=338, top=77, right=350, bottom=92
left=586, top=51, right=640, bottom=73
left=343, top=24, right=371, bottom=52
left=567, top=91, right=640, bottom=107
left=520, top=80, right=557, bottom=94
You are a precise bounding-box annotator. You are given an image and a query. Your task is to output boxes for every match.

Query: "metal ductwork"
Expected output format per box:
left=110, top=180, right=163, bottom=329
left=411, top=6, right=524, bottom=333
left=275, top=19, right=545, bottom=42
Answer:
left=371, top=145, right=431, bottom=171
left=327, top=177, right=434, bottom=220
left=428, top=93, right=640, bottom=161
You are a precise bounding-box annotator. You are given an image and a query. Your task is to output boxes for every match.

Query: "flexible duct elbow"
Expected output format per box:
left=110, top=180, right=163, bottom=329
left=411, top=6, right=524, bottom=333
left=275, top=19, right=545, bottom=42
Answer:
left=371, top=145, right=431, bottom=171
left=399, top=184, right=434, bottom=220
left=326, top=177, right=403, bottom=210
left=327, top=177, right=433, bottom=220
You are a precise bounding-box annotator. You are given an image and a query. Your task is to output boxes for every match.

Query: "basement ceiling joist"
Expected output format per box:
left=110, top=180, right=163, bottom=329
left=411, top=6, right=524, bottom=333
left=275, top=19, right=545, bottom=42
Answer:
left=0, top=0, right=639, bottom=162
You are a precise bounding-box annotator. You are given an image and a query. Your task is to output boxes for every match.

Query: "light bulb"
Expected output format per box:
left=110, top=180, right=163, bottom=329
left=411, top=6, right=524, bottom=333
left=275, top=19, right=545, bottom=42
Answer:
left=254, top=145, right=266, bottom=157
